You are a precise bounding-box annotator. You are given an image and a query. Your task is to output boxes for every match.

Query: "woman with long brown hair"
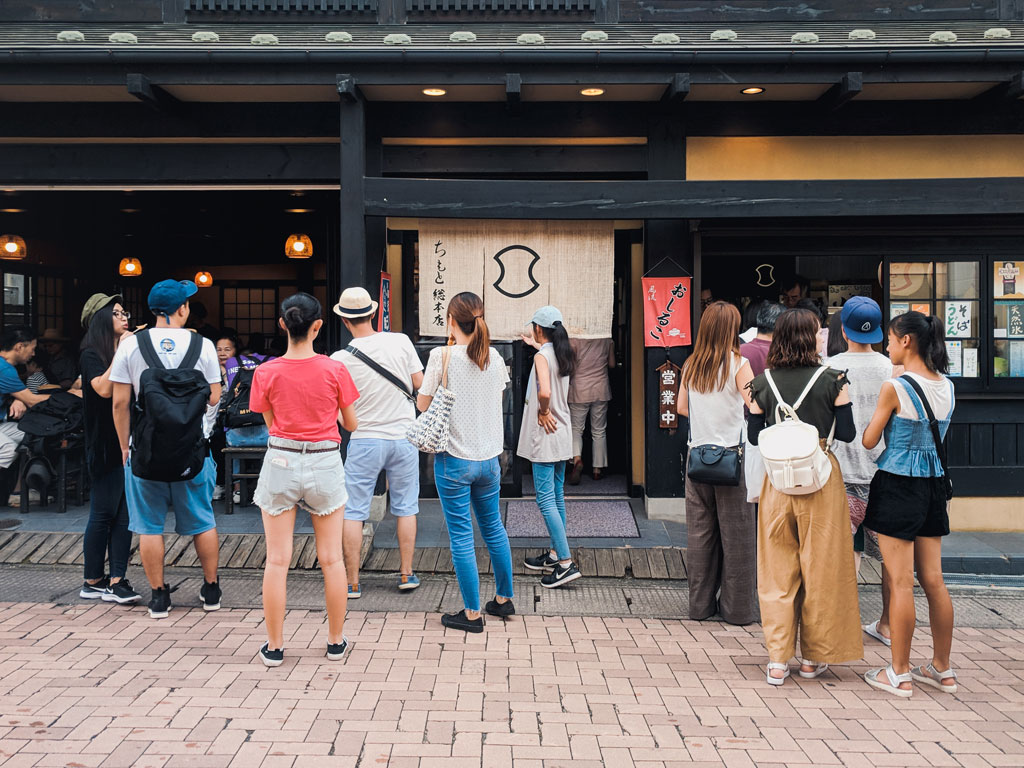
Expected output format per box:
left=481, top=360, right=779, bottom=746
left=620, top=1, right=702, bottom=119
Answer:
left=676, top=301, right=758, bottom=625
left=747, top=308, right=862, bottom=685
left=417, top=292, right=515, bottom=633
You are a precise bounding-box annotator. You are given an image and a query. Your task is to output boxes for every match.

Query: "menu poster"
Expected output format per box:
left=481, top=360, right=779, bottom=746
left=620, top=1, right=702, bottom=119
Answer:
left=1012, top=342, right=1024, bottom=378
left=995, top=261, right=1024, bottom=299
left=1008, top=303, right=1024, bottom=338
left=963, top=347, right=978, bottom=378
left=890, top=301, right=910, bottom=319
left=944, top=301, right=972, bottom=338
left=946, top=340, right=963, bottom=377
left=911, top=303, right=931, bottom=315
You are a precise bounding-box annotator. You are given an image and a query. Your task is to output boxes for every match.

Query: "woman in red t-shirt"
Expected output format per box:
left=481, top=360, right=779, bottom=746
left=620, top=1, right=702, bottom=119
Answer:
left=249, top=293, right=359, bottom=667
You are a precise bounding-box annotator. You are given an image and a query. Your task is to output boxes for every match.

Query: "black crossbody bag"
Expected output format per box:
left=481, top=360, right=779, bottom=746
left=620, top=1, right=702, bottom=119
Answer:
left=345, top=345, right=417, bottom=404
left=900, top=374, right=954, bottom=501
left=685, top=419, right=743, bottom=487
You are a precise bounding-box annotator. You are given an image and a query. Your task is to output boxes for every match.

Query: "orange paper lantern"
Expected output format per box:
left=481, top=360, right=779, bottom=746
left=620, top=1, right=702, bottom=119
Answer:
left=285, top=233, right=312, bottom=259
left=195, top=271, right=213, bottom=287
left=119, top=257, right=142, bottom=277
left=0, top=234, right=26, bottom=261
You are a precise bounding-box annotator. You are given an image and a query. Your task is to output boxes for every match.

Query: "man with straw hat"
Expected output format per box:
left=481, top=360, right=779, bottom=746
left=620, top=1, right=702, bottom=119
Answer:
left=330, top=287, right=424, bottom=599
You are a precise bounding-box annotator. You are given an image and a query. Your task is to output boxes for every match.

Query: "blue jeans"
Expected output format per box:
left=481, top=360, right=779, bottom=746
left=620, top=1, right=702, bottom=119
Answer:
left=533, top=461, right=570, bottom=561
left=434, top=453, right=514, bottom=611
left=83, top=467, right=132, bottom=581
left=226, top=425, right=270, bottom=474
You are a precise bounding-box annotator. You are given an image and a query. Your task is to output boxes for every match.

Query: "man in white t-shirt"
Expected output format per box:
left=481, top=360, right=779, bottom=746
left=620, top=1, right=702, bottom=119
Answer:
left=111, top=279, right=223, bottom=620
left=331, top=287, right=424, bottom=598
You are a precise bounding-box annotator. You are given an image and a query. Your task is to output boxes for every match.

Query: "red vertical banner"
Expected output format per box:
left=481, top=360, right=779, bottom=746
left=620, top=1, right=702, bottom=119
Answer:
left=643, top=277, right=692, bottom=347
left=378, top=272, right=392, bottom=332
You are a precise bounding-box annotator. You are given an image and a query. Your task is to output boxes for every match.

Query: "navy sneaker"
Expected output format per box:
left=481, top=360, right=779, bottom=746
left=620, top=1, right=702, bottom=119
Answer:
left=524, top=552, right=558, bottom=572
left=541, top=562, right=582, bottom=589
left=200, top=580, right=221, bottom=611
left=441, top=610, right=484, bottom=633
left=326, top=638, right=349, bottom=661
left=485, top=598, right=515, bottom=618
left=102, top=578, right=141, bottom=605
left=148, top=584, right=176, bottom=619
left=80, top=577, right=110, bottom=600
left=259, top=643, right=284, bottom=668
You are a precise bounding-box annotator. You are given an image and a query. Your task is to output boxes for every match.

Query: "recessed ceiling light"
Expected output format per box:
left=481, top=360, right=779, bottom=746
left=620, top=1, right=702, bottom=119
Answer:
left=1, top=209, right=25, bottom=213
left=285, top=208, right=314, bottom=213
left=422, top=88, right=446, bottom=97
left=580, top=87, right=605, bottom=97
left=120, top=208, right=140, bottom=213
left=741, top=87, right=765, bottom=95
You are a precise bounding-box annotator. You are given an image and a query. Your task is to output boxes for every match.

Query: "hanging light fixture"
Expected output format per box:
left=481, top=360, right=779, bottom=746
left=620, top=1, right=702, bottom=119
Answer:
left=0, top=234, right=26, bottom=261
left=285, top=233, right=312, bottom=259
left=195, top=271, right=213, bottom=287
left=119, top=257, right=142, bottom=277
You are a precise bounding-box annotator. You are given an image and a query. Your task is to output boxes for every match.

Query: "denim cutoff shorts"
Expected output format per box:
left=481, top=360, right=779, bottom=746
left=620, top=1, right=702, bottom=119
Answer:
left=253, top=438, right=348, bottom=517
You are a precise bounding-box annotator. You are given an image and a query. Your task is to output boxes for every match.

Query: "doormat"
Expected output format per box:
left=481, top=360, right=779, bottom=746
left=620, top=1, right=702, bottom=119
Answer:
left=522, top=472, right=628, bottom=497
left=505, top=500, right=639, bottom=539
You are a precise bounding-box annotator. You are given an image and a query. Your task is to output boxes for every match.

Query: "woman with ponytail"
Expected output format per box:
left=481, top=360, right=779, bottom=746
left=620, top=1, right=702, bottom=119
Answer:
left=417, top=292, right=515, bottom=632
left=249, top=293, right=360, bottom=667
left=518, top=306, right=580, bottom=589
left=861, top=311, right=956, bottom=697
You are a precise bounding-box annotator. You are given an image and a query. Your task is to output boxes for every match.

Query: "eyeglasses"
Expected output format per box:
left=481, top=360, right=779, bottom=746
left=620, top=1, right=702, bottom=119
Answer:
left=112, top=310, right=131, bottom=320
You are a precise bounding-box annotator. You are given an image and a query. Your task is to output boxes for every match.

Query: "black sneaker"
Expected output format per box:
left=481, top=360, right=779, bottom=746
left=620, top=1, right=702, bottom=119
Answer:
left=259, top=643, right=284, bottom=668
left=102, top=579, right=141, bottom=605
left=484, top=599, right=515, bottom=618
left=441, top=610, right=485, bottom=633
left=524, top=552, right=558, bottom=572
left=80, top=577, right=110, bottom=599
left=200, top=580, right=222, bottom=612
left=148, top=584, right=176, bottom=619
left=326, top=638, right=349, bottom=661
left=541, top=562, right=582, bottom=589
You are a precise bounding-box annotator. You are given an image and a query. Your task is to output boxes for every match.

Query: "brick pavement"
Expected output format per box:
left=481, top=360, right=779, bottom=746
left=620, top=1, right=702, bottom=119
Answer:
left=2, top=598, right=1024, bottom=768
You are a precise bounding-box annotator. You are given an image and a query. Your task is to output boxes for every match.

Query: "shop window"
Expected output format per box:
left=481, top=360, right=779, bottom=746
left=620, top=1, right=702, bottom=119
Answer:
left=223, top=287, right=277, bottom=339
left=889, top=261, right=980, bottom=379
left=993, top=260, right=1024, bottom=378
left=35, top=276, right=63, bottom=334
left=2, top=273, right=30, bottom=329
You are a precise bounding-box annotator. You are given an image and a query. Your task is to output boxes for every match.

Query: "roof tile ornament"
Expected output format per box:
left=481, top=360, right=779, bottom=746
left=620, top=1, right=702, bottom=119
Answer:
left=517, top=33, right=545, bottom=45
left=581, top=30, right=609, bottom=42
left=710, top=30, right=738, bottom=42
left=57, top=30, right=85, bottom=42
left=929, top=31, right=957, bottom=44
left=325, top=31, right=354, bottom=43
left=848, top=29, right=876, bottom=40
left=652, top=33, right=680, bottom=45
left=449, top=31, right=477, bottom=42
left=108, top=32, right=138, bottom=44
left=191, top=31, right=220, bottom=43
left=384, top=33, right=412, bottom=45
left=250, top=33, right=279, bottom=45
left=984, top=28, right=1012, bottom=40
left=791, top=32, right=819, bottom=44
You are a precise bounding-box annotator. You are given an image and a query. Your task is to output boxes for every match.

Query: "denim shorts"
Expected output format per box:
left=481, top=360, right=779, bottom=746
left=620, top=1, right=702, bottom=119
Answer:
left=254, top=438, right=348, bottom=517
left=344, top=438, right=420, bottom=522
left=125, top=455, right=217, bottom=536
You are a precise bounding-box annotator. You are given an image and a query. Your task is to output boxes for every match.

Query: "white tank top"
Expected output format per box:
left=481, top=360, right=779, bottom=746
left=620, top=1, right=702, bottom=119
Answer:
left=888, top=372, right=953, bottom=420
left=686, top=355, right=749, bottom=448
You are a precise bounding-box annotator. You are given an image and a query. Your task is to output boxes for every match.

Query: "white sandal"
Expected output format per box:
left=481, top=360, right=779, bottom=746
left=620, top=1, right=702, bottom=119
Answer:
left=766, top=662, right=790, bottom=686
left=862, top=621, right=892, bottom=647
left=865, top=664, right=913, bottom=698
left=911, top=663, right=958, bottom=693
left=798, top=659, right=829, bottom=679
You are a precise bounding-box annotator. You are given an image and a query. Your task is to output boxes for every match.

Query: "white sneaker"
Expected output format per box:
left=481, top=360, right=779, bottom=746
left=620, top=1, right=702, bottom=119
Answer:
left=212, top=485, right=225, bottom=501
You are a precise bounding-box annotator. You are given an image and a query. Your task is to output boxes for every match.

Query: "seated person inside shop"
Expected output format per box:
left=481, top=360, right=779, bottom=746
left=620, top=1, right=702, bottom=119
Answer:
left=40, top=328, right=78, bottom=390
left=0, top=326, right=52, bottom=505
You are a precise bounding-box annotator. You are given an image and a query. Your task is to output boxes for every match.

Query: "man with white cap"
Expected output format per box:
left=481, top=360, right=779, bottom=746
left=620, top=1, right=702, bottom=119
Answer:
left=331, top=287, right=424, bottom=597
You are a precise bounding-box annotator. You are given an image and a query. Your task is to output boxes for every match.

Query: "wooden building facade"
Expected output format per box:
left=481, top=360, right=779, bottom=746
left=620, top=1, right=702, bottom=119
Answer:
left=0, top=0, right=1022, bottom=525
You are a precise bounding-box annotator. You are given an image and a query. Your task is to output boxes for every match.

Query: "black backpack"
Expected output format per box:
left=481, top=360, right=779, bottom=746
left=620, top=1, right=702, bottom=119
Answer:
left=16, top=390, right=84, bottom=439
left=220, top=356, right=266, bottom=429
left=130, top=329, right=211, bottom=482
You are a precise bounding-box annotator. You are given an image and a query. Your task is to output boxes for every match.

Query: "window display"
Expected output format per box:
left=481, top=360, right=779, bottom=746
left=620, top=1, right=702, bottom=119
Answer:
left=994, top=260, right=1024, bottom=378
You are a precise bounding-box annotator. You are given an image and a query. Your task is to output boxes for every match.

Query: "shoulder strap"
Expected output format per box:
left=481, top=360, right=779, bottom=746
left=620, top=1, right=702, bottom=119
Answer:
left=345, top=344, right=415, bottom=403
left=441, top=347, right=451, bottom=389
left=899, top=374, right=950, bottom=477
left=893, top=376, right=927, bottom=420
left=242, top=354, right=262, bottom=369
left=179, top=332, right=204, bottom=371
left=134, top=329, right=163, bottom=370
left=793, top=366, right=830, bottom=410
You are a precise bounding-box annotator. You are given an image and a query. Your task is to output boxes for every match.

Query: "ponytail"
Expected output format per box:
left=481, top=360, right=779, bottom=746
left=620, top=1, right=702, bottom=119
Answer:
left=888, top=310, right=948, bottom=374
left=467, top=314, right=491, bottom=371
left=448, top=291, right=491, bottom=371
left=536, top=321, right=576, bottom=377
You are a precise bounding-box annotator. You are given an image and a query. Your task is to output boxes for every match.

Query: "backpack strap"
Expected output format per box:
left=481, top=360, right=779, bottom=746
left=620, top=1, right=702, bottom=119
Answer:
left=134, top=328, right=163, bottom=370
left=793, top=366, right=830, bottom=410
left=178, top=332, right=205, bottom=371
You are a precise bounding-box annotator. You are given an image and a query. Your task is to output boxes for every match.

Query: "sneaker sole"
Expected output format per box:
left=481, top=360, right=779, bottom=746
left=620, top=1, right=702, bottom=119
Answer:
left=348, top=593, right=361, bottom=599
left=202, top=602, right=221, bottom=612
left=260, top=655, right=284, bottom=668
left=79, top=590, right=106, bottom=599
left=524, top=563, right=556, bottom=572
left=485, top=608, right=515, bottom=618
left=102, top=593, right=142, bottom=604
left=326, top=649, right=348, bottom=661
left=540, top=570, right=583, bottom=589
left=397, top=583, right=420, bottom=591
left=148, top=609, right=170, bottom=619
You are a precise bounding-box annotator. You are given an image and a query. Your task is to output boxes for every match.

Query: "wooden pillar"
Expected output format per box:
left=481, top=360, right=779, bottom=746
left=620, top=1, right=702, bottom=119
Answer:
left=339, top=75, right=367, bottom=346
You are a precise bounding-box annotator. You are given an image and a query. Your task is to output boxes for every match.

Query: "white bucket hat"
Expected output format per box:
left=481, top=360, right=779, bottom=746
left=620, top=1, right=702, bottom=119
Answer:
left=332, top=286, right=379, bottom=319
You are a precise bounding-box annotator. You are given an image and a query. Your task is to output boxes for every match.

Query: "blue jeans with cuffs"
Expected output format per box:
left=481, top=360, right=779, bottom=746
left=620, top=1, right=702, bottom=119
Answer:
left=533, top=460, right=571, bottom=561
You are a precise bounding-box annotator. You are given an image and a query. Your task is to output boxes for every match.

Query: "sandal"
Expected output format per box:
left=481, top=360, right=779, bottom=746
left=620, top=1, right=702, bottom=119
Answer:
left=798, top=659, right=829, bottom=679
left=862, top=620, right=892, bottom=647
left=865, top=664, right=913, bottom=698
left=766, top=662, right=790, bottom=686
left=911, top=663, right=958, bottom=694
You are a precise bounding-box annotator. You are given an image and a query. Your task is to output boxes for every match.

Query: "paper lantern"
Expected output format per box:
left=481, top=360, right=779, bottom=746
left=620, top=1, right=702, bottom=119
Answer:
left=0, top=234, right=26, bottom=261
left=195, top=271, right=213, bottom=287
left=285, top=234, right=312, bottom=259
left=119, top=257, right=142, bottom=277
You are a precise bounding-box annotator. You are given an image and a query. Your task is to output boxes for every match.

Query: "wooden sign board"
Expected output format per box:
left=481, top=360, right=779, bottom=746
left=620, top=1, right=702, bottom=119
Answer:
left=657, top=361, right=681, bottom=430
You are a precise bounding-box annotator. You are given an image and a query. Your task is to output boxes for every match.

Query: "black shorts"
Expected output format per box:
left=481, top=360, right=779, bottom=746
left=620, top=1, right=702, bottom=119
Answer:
left=863, top=470, right=950, bottom=541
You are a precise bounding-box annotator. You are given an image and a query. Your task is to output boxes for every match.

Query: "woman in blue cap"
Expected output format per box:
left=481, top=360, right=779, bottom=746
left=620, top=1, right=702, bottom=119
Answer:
left=519, top=305, right=581, bottom=589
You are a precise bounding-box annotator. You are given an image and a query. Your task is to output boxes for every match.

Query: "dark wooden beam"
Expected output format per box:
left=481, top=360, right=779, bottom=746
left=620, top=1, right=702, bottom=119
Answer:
left=506, top=73, right=523, bottom=110
left=363, top=177, right=1024, bottom=219
left=337, top=74, right=359, bottom=103
left=339, top=75, right=367, bottom=296
left=382, top=144, right=646, bottom=176
left=817, top=72, right=862, bottom=112
left=664, top=73, right=690, bottom=104
left=126, top=73, right=180, bottom=112
left=973, top=72, right=1024, bottom=105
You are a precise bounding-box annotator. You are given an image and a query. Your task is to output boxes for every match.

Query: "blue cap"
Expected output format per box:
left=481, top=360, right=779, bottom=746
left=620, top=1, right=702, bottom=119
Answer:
left=148, top=280, right=198, bottom=316
left=841, top=296, right=883, bottom=344
left=531, top=305, right=564, bottom=329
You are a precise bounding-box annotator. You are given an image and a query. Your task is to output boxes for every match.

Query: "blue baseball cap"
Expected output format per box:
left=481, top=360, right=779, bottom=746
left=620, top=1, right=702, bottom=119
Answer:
left=841, top=296, right=883, bottom=344
left=148, top=279, right=198, bottom=316
left=531, top=305, right=564, bottom=329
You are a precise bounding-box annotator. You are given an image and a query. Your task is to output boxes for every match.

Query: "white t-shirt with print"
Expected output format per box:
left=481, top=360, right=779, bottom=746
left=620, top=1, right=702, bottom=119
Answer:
left=420, top=345, right=510, bottom=461
left=331, top=332, right=423, bottom=441
left=110, top=327, right=222, bottom=437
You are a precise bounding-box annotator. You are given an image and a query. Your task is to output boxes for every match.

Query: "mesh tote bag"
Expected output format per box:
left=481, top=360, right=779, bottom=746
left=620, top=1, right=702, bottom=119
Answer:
left=406, top=348, right=455, bottom=454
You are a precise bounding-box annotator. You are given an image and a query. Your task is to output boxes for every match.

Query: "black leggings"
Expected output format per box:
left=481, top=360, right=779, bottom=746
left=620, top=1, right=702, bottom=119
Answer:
left=83, top=468, right=132, bottom=581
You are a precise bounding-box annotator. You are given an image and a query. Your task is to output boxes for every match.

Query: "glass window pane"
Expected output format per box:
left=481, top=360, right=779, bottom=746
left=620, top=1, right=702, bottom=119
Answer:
left=890, top=263, right=933, bottom=300
left=946, top=339, right=979, bottom=378
left=995, top=260, right=1024, bottom=299
left=937, top=262, right=979, bottom=299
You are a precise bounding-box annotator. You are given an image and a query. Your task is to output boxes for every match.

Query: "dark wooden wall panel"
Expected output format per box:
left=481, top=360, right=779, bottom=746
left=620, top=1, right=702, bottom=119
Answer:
left=617, top=0, right=1000, bottom=23
left=947, top=423, right=971, bottom=466
left=0, top=0, right=163, bottom=22
left=993, top=423, right=1018, bottom=466
left=969, top=424, right=994, bottom=466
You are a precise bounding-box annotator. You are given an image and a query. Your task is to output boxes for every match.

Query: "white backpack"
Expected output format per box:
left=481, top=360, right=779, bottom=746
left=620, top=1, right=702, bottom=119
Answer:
left=758, top=367, right=835, bottom=496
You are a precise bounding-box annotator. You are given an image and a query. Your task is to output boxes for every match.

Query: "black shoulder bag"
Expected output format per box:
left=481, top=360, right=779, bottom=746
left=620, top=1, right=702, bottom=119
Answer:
left=344, top=345, right=417, bottom=404
left=900, top=375, right=954, bottom=501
